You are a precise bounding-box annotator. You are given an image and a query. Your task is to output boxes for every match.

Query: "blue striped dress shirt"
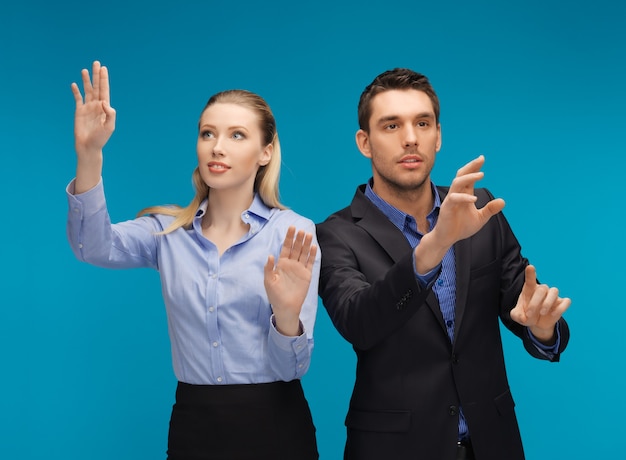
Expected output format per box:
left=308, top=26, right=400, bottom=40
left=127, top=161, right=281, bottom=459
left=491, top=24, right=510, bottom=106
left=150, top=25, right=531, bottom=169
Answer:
left=364, top=180, right=560, bottom=442
left=365, top=180, right=468, bottom=439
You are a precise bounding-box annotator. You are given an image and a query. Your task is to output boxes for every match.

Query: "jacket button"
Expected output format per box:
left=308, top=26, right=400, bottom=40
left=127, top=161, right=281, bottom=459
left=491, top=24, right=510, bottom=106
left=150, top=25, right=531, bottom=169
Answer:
left=451, top=353, right=458, bottom=364
left=449, top=406, right=458, bottom=416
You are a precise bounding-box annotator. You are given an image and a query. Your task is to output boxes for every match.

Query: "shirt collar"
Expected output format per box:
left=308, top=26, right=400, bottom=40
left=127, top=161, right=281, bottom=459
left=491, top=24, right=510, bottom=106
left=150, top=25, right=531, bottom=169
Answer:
left=194, top=193, right=273, bottom=228
left=364, top=178, right=442, bottom=230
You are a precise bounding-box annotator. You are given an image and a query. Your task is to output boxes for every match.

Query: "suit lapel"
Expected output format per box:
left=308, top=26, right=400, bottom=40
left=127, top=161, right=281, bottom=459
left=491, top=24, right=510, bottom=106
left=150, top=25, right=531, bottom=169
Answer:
left=453, top=237, right=471, bottom=341
left=351, top=186, right=412, bottom=263
left=434, top=186, right=472, bottom=343
left=351, top=186, right=448, bottom=334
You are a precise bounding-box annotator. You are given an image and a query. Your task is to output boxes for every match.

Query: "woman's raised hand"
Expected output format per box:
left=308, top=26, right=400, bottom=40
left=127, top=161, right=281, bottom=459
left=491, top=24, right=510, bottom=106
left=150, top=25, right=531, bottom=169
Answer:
left=71, top=61, right=116, bottom=193
left=71, top=61, right=116, bottom=157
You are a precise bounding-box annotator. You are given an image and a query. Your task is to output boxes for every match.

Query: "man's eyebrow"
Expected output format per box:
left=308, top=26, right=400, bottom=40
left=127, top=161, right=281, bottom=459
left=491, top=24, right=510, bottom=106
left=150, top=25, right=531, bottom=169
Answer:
left=376, top=112, right=435, bottom=125
left=414, top=112, right=436, bottom=119
left=376, top=115, right=401, bottom=125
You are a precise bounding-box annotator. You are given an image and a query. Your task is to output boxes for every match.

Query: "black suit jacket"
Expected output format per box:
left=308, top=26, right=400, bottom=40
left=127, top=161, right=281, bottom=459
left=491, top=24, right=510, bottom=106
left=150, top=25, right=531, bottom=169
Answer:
left=316, top=185, right=569, bottom=460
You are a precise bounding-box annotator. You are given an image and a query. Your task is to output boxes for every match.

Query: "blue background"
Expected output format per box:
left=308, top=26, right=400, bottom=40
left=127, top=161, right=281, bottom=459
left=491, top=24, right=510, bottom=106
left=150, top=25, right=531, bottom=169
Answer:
left=1, top=0, right=624, bottom=458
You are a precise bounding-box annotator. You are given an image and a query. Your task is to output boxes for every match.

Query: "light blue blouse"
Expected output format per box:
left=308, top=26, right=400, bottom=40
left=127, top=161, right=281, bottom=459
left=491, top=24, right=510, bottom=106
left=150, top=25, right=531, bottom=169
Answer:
left=66, top=179, right=320, bottom=385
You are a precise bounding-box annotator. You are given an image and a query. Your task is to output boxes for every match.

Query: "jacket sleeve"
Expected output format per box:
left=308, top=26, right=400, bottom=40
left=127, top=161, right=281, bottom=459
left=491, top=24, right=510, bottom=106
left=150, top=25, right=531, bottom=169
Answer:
left=316, top=217, right=432, bottom=351
left=483, top=188, right=570, bottom=361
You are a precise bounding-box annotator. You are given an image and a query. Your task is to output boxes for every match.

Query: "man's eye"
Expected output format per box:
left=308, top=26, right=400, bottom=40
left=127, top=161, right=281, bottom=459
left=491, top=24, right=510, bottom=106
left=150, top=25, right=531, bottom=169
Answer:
left=385, top=124, right=398, bottom=130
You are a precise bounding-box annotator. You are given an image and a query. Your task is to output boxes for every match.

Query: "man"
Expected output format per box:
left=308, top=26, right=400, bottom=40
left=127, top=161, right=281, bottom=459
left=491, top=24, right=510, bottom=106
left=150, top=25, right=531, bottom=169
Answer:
left=316, top=68, right=571, bottom=460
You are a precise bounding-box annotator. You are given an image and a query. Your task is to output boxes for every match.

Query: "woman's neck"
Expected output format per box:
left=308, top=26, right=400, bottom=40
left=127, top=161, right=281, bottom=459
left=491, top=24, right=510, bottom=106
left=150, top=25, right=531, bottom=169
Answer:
left=201, top=189, right=255, bottom=255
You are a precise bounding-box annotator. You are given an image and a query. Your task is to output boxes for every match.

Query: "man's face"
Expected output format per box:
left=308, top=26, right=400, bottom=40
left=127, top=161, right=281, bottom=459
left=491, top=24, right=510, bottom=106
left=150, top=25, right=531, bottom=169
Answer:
left=356, top=89, right=441, bottom=199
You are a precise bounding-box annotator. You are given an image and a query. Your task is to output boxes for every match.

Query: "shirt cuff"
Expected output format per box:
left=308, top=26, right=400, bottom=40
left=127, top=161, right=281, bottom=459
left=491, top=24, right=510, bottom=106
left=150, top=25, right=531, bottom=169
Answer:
left=414, top=259, right=442, bottom=289
left=527, top=322, right=561, bottom=358
left=66, top=177, right=106, bottom=218
left=269, top=314, right=308, bottom=351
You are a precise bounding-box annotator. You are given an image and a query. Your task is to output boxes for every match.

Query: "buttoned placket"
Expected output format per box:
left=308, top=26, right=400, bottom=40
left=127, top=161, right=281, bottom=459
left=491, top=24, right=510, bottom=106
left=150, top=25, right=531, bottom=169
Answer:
left=196, top=207, right=263, bottom=385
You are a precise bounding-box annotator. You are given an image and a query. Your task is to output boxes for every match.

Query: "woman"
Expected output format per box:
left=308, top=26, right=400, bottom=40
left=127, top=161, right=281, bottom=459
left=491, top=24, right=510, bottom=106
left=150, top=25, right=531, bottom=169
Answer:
left=66, top=61, right=320, bottom=459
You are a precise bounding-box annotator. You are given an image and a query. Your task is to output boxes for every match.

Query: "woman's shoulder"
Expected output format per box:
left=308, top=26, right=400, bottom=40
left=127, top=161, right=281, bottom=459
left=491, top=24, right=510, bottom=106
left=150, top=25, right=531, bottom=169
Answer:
left=269, top=207, right=316, bottom=230
left=135, top=207, right=179, bottom=233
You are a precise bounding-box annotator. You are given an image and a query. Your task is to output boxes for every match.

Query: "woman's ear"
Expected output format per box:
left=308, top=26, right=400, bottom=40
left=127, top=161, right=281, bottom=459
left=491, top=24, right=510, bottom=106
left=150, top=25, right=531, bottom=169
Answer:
left=259, top=143, right=273, bottom=166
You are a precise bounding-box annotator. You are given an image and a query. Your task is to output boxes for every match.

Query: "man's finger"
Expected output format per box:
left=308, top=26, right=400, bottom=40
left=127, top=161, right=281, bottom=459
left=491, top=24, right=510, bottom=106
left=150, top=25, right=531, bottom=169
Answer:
left=551, top=297, right=572, bottom=318
left=510, top=305, right=527, bottom=325
left=479, top=198, right=505, bottom=219
left=539, top=287, right=560, bottom=315
left=521, top=265, right=537, bottom=298
left=455, top=155, right=485, bottom=177
left=449, top=172, right=484, bottom=192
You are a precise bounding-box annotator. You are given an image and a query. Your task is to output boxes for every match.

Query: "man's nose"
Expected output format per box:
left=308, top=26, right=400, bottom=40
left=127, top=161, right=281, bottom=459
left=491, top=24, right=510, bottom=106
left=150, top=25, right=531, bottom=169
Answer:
left=403, top=126, right=418, bottom=148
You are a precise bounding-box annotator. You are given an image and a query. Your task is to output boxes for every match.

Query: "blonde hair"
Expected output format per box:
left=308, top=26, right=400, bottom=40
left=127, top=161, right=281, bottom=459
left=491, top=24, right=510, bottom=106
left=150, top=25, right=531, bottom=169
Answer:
left=138, top=89, right=284, bottom=234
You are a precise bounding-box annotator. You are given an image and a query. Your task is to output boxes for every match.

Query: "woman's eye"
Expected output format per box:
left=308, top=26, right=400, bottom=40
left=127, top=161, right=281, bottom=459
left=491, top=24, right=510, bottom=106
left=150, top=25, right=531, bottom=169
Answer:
left=201, top=131, right=214, bottom=139
left=232, top=131, right=246, bottom=140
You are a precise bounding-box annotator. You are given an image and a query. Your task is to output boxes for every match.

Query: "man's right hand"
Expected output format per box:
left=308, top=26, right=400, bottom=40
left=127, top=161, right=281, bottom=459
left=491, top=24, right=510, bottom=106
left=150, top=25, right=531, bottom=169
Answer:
left=414, top=155, right=505, bottom=274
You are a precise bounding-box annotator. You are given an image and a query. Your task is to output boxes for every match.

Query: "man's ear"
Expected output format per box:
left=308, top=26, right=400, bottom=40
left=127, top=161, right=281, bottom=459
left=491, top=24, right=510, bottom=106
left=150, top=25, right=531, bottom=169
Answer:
left=435, top=124, right=442, bottom=152
left=356, top=129, right=372, bottom=158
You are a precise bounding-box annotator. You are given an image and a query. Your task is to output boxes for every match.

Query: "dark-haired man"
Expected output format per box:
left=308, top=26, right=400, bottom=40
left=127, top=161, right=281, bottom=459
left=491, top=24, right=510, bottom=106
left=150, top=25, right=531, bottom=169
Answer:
left=317, top=68, right=570, bottom=460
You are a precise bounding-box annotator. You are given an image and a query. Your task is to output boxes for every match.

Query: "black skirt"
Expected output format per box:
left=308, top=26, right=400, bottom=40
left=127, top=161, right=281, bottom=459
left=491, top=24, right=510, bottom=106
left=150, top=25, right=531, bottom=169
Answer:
left=167, top=380, right=319, bottom=460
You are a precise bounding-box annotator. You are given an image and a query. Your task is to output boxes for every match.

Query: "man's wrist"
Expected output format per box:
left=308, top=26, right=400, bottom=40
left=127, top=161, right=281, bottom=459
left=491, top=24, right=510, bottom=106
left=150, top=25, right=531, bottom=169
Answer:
left=414, top=232, right=449, bottom=274
left=529, top=325, right=557, bottom=345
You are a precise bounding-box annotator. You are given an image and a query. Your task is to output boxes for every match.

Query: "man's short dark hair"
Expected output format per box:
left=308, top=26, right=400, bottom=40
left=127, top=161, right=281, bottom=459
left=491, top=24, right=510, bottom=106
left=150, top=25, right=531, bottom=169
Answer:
left=357, top=68, right=440, bottom=132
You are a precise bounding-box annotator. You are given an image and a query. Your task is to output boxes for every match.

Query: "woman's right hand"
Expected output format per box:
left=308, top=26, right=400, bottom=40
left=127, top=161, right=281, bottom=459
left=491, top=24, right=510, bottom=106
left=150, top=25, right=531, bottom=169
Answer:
left=71, top=61, right=116, bottom=193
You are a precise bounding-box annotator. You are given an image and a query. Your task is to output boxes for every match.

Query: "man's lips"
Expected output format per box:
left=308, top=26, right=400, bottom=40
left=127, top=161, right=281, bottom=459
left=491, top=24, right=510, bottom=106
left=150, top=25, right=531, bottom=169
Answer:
left=398, top=155, right=423, bottom=167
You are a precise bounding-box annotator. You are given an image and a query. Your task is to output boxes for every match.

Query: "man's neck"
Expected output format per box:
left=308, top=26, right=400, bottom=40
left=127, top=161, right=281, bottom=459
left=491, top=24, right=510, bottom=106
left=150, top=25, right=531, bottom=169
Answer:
left=371, top=181, right=434, bottom=224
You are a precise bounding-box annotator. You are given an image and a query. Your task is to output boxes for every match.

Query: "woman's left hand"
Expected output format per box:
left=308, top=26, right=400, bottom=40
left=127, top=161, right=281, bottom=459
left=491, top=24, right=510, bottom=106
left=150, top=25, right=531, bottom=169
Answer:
left=264, top=226, right=317, bottom=336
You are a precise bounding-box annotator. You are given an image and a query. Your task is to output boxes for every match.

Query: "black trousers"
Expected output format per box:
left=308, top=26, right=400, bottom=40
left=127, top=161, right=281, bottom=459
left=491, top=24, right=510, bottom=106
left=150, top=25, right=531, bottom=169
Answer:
left=167, top=380, right=318, bottom=460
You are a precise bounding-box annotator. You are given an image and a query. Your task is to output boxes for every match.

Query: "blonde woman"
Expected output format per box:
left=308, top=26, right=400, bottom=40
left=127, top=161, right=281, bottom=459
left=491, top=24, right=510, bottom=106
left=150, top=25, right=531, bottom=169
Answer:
left=67, top=61, right=320, bottom=460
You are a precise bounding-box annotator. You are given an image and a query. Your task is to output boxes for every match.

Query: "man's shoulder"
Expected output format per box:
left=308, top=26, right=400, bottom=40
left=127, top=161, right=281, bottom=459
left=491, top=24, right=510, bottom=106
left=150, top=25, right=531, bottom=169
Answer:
left=316, top=184, right=367, bottom=228
left=316, top=204, right=354, bottom=234
left=318, top=202, right=352, bottom=220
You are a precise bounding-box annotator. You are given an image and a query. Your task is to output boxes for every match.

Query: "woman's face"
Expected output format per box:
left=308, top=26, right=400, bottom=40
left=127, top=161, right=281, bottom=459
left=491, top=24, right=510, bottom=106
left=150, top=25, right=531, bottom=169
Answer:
left=196, top=102, right=272, bottom=194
